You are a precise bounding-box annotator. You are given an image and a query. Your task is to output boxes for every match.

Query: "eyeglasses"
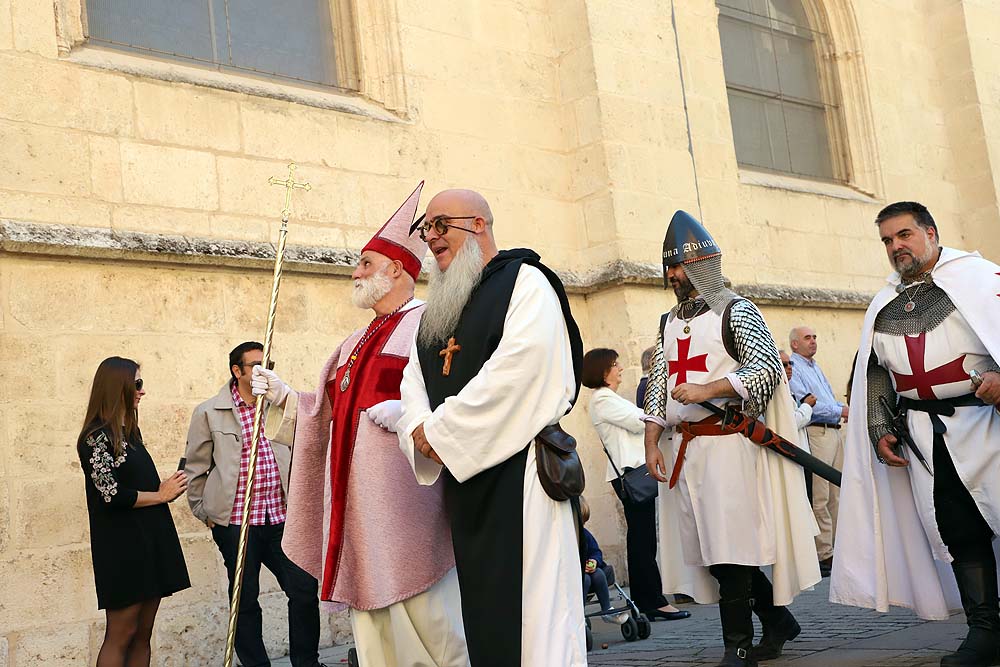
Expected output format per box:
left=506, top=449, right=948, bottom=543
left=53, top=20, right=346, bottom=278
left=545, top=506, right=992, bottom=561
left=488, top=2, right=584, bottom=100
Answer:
left=781, top=361, right=793, bottom=369
left=411, top=215, right=480, bottom=242
left=135, top=379, right=144, bottom=391
left=238, top=360, right=275, bottom=370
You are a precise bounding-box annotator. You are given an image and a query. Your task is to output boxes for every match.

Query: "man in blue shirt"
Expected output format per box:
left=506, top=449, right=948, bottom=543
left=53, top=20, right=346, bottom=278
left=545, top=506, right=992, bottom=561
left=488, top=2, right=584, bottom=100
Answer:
left=787, top=326, right=848, bottom=577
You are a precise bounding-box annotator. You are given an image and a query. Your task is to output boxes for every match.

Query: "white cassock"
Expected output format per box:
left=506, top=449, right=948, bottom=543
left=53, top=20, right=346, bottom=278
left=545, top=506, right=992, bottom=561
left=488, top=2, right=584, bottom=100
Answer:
left=831, top=247, right=1000, bottom=619
left=397, top=265, right=587, bottom=667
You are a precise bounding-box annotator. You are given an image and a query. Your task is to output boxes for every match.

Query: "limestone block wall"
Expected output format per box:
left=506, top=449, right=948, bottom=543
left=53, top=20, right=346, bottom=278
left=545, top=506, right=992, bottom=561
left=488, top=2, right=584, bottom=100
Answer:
left=3, top=0, right=1000, bottom=663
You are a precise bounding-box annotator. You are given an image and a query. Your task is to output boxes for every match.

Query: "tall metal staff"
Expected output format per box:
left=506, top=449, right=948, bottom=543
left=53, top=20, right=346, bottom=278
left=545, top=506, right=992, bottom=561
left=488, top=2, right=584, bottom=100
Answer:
left=224, top=163, right=311, bottom=667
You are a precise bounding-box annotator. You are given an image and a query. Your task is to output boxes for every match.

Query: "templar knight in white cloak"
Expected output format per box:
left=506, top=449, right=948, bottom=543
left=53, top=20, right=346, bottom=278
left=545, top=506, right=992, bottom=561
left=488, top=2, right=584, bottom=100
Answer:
left=643, top=211, right=821, bottom=667
left=830, top=201, right=1000, bottom=667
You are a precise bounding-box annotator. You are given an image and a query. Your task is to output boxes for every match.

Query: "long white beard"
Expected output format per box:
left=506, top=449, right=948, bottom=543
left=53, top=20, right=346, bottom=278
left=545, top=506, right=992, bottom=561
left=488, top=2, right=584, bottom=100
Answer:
left=418, top=241, right=484, bottom=348
left=351, top=264, right=393, bottom=309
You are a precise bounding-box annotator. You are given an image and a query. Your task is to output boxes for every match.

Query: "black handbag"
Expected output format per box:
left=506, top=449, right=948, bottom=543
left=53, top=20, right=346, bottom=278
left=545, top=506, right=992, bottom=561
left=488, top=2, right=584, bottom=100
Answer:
left=535, top=423, right=586, bottom=501
left=603, top=442, right=658, bottom=505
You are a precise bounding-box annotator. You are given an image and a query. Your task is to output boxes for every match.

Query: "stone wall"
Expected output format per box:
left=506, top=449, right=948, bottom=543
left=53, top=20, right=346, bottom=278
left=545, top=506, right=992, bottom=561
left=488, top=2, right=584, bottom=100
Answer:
left=1, top=0, right=999, bottom=664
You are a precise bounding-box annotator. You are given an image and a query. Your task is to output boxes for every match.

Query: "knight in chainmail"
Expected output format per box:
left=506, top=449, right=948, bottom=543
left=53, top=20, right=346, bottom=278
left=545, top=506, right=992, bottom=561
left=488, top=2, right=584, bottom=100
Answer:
left=830, top=201, right=1000, bottom=667
left=642, top=211, right=819, bottom=667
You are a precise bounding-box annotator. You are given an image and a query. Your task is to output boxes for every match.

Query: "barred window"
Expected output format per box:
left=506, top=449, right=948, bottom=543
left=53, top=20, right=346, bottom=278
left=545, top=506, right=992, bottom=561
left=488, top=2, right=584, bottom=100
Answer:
left=717, top=0, right=841, bottom=181
left=85, top=0, right=340, bottom=88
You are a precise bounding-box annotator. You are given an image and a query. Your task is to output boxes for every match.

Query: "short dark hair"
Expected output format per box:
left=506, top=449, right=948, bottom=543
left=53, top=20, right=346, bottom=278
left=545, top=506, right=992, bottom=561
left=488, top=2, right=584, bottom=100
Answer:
left=582, top=348, right=618, bottom=389
left=229, top=341, right=263, bottom=383
left=875, top=201, right=938, bottom=236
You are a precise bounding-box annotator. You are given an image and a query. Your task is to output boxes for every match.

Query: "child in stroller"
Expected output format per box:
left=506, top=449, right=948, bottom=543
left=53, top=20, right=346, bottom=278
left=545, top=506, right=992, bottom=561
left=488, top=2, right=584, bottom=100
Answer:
left=580, top=497, right=652, bottom=650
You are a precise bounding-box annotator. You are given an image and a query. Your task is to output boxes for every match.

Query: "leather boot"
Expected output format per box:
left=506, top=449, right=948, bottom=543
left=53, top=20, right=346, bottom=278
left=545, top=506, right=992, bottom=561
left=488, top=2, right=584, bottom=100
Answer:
left=941, top=561, right=1000, bottom=667
left=711, top=565, right=758, bottom=667
left=749, top=568, right=801, bottom=661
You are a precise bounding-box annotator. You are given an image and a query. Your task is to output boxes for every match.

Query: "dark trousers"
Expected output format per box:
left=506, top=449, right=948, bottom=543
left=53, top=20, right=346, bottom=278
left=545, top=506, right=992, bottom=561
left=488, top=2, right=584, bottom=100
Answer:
left=621, top=493, right=670, bottom=612
left=212, top=522, right=320, bottom=667
left=933, top=435, right=995, bottom=561
left=584, top=567, right=613, bottom=612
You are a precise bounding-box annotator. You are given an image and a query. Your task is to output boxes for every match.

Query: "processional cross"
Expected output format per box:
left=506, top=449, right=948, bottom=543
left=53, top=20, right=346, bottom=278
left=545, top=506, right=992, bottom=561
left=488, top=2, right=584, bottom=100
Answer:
left=440, top=336, right=461, bottom=376
left=224, top=163, right=311, bottom=667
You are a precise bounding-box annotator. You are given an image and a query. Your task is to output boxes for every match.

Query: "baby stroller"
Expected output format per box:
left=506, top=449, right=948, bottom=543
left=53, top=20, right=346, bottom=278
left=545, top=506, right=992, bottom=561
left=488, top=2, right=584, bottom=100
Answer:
left=583, top=563, right=652, bottom=651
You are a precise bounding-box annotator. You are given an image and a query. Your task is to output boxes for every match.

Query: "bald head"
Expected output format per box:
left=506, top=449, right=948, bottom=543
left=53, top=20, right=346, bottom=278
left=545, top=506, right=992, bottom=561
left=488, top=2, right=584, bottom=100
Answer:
left=426, top=189, right=494, bottom=226
left=423, top=188, right=498, bottom=272
left=789, top=325, right=818, bottom=360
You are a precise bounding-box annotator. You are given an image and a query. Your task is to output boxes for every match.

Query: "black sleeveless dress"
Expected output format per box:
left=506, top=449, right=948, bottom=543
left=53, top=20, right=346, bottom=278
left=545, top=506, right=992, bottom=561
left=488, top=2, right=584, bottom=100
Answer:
left=78, top=426, right=190, bottom=610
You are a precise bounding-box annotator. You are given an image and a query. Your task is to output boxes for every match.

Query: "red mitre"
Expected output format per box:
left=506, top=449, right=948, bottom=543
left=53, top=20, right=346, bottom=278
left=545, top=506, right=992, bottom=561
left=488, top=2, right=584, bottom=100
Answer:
left=361, top=181, right=427, bottom=280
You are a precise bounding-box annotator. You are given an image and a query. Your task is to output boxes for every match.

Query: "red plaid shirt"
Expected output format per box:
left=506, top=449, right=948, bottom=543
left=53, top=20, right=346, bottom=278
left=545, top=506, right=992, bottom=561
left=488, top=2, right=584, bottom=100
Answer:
left=230, top=383, right=287, bottom=525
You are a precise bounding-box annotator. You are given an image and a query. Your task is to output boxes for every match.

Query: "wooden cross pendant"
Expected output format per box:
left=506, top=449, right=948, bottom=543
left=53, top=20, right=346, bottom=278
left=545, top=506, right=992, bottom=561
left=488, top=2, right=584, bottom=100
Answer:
left=439, top=336, right=461, bottom=376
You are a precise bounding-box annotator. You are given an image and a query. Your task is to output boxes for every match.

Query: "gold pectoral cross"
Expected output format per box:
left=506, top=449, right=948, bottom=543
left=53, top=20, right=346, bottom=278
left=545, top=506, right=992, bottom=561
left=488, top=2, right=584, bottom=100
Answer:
left=439, top=337, right=461, bottom=376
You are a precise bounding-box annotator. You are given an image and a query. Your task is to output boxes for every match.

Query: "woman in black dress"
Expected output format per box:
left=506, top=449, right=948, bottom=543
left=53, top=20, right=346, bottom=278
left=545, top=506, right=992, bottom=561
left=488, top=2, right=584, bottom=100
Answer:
left=77, top=357, right=191, bottom=667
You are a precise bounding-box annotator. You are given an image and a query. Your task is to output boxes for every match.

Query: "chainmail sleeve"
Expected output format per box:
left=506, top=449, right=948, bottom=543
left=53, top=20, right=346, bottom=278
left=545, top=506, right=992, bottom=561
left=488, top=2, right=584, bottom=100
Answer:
left=643, top=313, right=670, bottom=421
left=726, top=299, right=783, bottom=419
left=866, top=349, right=895, bottom=450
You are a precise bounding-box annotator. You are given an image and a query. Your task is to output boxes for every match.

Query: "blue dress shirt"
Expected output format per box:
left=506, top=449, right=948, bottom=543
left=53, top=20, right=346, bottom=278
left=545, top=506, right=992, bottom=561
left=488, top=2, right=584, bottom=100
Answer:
left=788, top=352, right=844, bottom=425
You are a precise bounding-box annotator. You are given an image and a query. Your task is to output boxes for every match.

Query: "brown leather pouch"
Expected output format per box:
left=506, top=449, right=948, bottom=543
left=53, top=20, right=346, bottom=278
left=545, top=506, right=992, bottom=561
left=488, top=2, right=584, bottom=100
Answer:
left=535, top=423, right=586, bottom=501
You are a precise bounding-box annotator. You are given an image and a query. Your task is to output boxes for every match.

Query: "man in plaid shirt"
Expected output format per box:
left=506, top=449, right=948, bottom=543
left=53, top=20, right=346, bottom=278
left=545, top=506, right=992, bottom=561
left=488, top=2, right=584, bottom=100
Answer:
left=186, top=341, right=326, bottom=667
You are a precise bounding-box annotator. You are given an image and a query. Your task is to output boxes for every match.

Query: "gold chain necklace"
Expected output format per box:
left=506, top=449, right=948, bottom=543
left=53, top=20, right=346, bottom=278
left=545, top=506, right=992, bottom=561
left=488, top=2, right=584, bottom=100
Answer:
left=339, top=297, right=413, bottom=392
left=679, top=300, right=707, bottom=334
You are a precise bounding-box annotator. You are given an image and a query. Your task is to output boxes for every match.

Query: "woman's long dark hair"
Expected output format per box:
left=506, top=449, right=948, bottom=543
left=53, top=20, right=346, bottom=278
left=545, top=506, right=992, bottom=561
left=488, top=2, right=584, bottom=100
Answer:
left=78, top=356, right=140, bottom=457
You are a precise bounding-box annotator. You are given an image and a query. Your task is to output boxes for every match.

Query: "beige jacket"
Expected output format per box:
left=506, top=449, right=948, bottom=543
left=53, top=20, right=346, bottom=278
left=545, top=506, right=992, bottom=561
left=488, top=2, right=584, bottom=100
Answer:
left=184, top=383, right=291, bottom=526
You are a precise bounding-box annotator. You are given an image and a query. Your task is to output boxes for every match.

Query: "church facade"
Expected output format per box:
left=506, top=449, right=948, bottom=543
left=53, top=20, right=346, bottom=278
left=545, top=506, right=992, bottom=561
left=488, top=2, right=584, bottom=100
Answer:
left=2, top=0, right=999, bottom=663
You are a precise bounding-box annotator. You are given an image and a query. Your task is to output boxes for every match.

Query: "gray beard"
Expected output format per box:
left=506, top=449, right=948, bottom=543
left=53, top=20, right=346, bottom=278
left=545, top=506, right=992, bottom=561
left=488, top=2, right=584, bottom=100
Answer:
left=350, top=265, right=393, bottom=310
left=894, top=243, right=937, bottom=281
left=418, top=241, right=484, bottom=348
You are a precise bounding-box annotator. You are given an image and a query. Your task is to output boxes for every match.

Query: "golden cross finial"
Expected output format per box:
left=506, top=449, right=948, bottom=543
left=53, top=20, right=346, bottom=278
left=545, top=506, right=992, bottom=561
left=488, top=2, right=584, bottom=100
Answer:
left=268, top=162, right=312, bottom=222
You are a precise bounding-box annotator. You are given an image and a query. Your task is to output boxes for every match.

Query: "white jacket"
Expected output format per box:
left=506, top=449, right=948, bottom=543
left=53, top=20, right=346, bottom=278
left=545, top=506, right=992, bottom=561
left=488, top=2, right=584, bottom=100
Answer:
left=589, top=386, right=647, bottom=482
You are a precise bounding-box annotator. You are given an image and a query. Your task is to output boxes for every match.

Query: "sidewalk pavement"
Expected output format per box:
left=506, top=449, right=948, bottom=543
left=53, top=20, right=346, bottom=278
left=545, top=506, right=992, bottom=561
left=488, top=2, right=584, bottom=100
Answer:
left=276, top=578, right=965, bottom=666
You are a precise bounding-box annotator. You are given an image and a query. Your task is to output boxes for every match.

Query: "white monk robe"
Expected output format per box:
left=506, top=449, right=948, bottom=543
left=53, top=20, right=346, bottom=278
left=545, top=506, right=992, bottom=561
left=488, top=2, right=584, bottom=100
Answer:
left=397, top=265, right=587, bottom=667
left=831, top=248, right=1000, bottom=619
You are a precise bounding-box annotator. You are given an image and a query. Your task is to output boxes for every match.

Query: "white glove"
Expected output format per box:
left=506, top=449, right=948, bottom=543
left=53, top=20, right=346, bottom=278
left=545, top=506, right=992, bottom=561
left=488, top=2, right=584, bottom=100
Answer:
left=251, top=366, right=292, bottom=406
left=367, top=400, right=403, bottom=432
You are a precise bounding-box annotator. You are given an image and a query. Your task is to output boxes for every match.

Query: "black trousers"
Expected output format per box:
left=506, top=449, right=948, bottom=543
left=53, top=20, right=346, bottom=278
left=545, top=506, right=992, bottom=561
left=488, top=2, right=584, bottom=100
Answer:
left=620, top=491, right=670, bottom=612
left=212, top=522, right=320, bottom=667
left=933, top=434, right=995, bottom=562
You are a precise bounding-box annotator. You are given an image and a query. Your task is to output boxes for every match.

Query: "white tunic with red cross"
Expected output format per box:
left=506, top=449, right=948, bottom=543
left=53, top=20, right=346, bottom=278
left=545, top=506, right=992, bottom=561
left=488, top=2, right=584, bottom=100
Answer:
left=872, top=309, right=1000, bottom=561
left=661, top=307, right=778, bottom=567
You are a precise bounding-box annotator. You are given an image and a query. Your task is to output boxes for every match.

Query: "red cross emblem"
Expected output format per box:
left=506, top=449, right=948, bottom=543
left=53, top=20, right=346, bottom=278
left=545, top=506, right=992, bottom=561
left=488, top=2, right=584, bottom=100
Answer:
left=891, top=331, right=968, bottom=400
left=669, top=337, right=709, bottom=384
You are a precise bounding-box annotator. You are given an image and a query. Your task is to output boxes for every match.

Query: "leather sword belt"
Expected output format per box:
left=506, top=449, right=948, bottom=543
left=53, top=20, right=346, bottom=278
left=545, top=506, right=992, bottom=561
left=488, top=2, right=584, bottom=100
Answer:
left=898, top=393, right=986, bottom=435
left=670, top=412, right=745, bottom=489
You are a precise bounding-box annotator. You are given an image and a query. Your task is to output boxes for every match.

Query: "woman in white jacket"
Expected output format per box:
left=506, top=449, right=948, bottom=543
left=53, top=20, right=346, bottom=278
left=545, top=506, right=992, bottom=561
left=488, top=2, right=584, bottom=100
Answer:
left=584, top=348, right=691, bottom=621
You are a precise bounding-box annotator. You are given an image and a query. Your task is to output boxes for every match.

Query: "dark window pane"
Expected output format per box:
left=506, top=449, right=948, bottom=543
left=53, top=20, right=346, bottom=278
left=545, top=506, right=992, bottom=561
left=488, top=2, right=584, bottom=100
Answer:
left=785, top=103, right=834, bottom=179
left=86, top=0, right=214, bottom=60
left=728, top=90, right=791, bottom=173
left=86, top=0, right=337, bottom=88
left=773, top=32, right=822, bottom=103
left=215, top=0, right=337, bottom=86
left=719, top=16, right=779, bottom=94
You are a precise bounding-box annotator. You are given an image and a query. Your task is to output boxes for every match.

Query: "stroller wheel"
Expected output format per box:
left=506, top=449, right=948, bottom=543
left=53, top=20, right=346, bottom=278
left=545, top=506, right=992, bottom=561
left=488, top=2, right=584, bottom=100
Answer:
left=586, top=622, right=594, bottom=652
left=637, top=615, right=652, bottom=640
left=621, top=615, right=639, bottom=642
left=348, top=647, right=360, bottom=667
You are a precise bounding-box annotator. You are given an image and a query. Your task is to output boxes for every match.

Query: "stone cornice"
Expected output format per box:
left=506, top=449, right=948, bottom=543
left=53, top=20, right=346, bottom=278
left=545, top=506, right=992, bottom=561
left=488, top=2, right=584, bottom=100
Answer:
left=1, top=220, right=873, bottom=308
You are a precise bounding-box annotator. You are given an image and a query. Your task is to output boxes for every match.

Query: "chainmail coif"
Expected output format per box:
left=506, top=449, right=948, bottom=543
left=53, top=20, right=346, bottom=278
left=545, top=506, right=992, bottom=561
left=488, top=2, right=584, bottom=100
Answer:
left=684, top=254, right=738, bottom=314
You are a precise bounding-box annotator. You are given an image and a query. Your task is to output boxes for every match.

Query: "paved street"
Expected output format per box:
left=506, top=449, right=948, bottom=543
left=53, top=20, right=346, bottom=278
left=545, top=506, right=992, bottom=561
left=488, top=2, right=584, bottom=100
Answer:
left=278, top=578, right=965, bottom=667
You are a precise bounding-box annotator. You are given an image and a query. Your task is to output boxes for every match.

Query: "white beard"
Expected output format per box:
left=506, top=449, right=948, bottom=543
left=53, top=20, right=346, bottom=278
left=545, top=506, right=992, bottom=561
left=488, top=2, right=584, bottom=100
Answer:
left=418, top=241, right=484, bottom=348
left=351, top=264, right=393, bottom=310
